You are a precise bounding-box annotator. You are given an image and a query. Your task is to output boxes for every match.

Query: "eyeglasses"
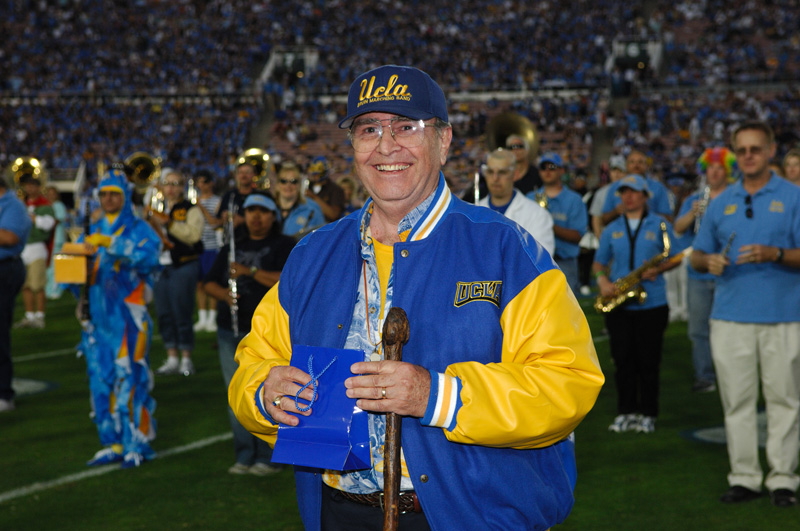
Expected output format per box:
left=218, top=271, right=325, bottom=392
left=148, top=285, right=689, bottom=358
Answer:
left=349, top=117, right=430, bottom=153
left=745, top=195, right=753, bottom=219
left=507, top=143, right=526, bottom=151
left=539, top=163, right=561, bottom=171
left=163, top=181, right=182, bottom=187
left=279, top=178, right=299, bottom=185
left=734, top=146, right=765, bottom=157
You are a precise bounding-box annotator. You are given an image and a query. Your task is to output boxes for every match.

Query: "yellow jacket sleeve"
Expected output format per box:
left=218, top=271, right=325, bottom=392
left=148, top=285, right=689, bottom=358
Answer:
left=444, top=269, right=604, bottom=449
left=227, top=283, right=292, bottom=446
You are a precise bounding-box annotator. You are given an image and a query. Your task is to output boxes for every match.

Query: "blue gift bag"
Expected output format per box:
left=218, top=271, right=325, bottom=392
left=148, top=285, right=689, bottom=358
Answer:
left=271, top=345, right=371, bottom=471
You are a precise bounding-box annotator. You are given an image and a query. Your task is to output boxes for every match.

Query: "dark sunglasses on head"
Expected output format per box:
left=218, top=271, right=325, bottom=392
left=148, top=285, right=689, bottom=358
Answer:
left=279, top=178, right=299, bottom=185
left=745, top=195, right=753, bottom=219
left=507, top=144, right=526, bottom=151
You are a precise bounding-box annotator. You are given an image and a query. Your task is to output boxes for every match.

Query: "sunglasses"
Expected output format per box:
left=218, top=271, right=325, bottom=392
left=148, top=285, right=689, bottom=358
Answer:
left=507, top=144, right=526, bottom=151
left=279, top=178, right=299, bottom=185
left=539, top=163, right=561, bottom=171
left=745, top=195, right=753, bottom=219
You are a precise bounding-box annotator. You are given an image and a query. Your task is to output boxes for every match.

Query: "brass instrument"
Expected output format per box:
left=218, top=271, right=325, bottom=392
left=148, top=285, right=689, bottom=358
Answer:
left=10, top=156, right=48, bottom=198
left=594, top=222, right=670, bottom=313
left=237, top=148, right=273, bottom=191
left=533, top=191, right=548, bottom=209
left=485, top=112, right=539, bottom=163
left=124, top=152, right=162, bottom=194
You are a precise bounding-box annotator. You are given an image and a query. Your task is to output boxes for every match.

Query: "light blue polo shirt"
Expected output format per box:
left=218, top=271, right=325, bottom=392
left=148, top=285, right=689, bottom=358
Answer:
left=281, top=201, right=325, bottom=238
left=0, top=190, right=32, bottom=260
left=595, top=213, right=677, bottom=311
left=602, top=176, right=674, bottom=219
left=693, top=175, right=800, bottom=323
left=528, top=186, right=586, bottom=260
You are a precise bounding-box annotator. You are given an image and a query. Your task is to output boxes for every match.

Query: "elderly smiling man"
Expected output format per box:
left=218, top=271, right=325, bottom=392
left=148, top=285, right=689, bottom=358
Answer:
left=229, top=65, right=603, bottom=531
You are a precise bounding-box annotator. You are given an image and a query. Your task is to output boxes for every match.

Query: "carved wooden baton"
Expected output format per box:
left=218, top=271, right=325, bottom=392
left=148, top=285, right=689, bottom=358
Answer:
left=382, top=307, right=409, bottom=531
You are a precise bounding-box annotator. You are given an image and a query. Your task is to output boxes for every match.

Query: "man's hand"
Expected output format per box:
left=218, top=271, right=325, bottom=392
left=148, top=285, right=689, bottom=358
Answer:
left=263, top=365, right=315, bottom=426
left=707, top=253, right=730, bottom=276
left=736, top=244, right=776, bottom=265
left=345, top=361, right=431, bottom=418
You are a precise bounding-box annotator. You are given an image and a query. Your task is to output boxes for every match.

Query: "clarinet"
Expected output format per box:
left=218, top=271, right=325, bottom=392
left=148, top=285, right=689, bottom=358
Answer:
left=79, top=198, right=92, bottom=324
left=227, top=194, right=239, bottom=336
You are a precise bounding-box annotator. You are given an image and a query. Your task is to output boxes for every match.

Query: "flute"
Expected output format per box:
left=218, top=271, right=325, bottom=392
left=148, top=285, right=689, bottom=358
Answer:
left=228, top=194, right=239, bottom=336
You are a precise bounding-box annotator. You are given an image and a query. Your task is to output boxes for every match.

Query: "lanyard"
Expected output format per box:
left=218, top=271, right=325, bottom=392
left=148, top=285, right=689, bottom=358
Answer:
left=623, top=212, right=646, bottom=271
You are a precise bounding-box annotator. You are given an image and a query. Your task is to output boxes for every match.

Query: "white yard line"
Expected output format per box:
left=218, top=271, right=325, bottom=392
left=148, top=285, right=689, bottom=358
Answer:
left=15, top=336, right=165, bottom=363
left=0, top=433, right=232, bottom=505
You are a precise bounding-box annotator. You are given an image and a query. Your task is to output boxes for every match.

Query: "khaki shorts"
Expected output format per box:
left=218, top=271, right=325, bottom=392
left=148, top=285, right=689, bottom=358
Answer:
left=24, top=258, right=47, bottom=291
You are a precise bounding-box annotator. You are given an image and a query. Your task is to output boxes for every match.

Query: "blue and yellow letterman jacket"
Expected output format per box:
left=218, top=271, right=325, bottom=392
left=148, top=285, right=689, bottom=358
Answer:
left=229, top=175, right=604, bottom=531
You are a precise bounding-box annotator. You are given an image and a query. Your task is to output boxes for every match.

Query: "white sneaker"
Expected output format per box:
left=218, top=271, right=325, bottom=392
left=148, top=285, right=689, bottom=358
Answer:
left=248, top=462, right=281, bottom=476
left=0, top=399, right=15, bottom=413
left=193, top=320, right=207, bottom=332
left=637, top=415, right=656, bottom=433
left=205, top=320, right=217, bottom=332
left=32, top=316, right=45, bottom=329
left=156, top=357, right=180, bottom=375
left=228, top=462, right=250, bottom=475
left=179, top=357, right=195, bottom=376
left=13, top=317, right=35, bottom=329
left=608, top=414, right=640, bottom=433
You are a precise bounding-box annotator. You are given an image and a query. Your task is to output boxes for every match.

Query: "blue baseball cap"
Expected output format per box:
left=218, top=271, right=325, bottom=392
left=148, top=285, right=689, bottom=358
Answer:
left=338, top=65, right=448, bottom=129
left=243, top=193, right=277, bottom=212
left=615, top=174, right=651, bottom=197
left=539, top=152, right=564, bottom=168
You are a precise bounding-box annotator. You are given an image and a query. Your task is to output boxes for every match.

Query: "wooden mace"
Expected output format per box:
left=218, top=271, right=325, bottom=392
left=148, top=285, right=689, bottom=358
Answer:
left=382, top=307, right=409, bottom=531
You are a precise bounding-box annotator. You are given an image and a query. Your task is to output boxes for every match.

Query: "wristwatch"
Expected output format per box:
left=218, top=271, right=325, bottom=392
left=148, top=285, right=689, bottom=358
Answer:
left=249, top=265, right=258, bottom=276
left=775, top=248, right=784, bottom=263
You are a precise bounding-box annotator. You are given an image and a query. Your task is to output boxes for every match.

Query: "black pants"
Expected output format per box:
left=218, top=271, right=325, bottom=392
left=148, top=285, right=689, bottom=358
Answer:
left=605, top=305, right=669, bottom=417
left=0, top=257, right=26, bottom=400
left=321, top=484, right=430, bottom=531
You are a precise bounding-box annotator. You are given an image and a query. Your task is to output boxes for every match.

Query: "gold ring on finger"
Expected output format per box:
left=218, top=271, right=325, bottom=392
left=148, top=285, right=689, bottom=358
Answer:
left=381, top=387, right=387, bottom=399
left=273, top=397, right=282, bottom=409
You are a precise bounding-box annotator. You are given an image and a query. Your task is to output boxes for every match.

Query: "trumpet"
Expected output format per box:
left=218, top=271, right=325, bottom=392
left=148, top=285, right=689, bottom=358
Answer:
left=594, top=222, right=670, bottom=313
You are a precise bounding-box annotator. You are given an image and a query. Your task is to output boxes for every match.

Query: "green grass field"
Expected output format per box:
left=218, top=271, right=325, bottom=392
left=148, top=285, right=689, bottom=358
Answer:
left=1, top=294, right=795, bottom=530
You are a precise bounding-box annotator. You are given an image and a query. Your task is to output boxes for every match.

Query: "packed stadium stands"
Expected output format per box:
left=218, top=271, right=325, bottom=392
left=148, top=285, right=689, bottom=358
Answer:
left=1, top=0, right=798, bottom=194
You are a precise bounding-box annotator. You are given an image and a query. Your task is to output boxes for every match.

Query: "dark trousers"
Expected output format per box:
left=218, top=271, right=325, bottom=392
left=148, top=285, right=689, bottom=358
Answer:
left=0, top=258, right=26, bottom=400
left=321, top=484, right=430, bottom=531
left=605, top=305, right=669, bottom=417
left=154, top=262, right=199, bottom=351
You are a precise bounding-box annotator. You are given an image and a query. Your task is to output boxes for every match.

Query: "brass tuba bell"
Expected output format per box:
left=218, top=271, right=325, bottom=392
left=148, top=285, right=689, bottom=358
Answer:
left=485, top=112, right=539, bottom=163
left=124, top=152, right=162, bottom=194
left=237, top=148, right=273, bottom=191
left=10, top=156, right=48, bottom=198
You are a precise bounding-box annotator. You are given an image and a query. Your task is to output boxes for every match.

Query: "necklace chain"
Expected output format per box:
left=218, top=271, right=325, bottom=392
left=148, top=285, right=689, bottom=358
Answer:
left=362, top=260, right=382, bottom=355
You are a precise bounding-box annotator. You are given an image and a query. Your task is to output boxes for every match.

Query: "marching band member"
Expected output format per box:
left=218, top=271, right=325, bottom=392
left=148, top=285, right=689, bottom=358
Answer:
left=593, top=174, right=679, bottom=434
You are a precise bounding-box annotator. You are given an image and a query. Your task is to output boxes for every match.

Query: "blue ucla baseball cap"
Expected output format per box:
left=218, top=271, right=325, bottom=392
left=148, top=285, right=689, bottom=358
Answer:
left=338, top=65, right=449, bottom=129
left=616, top=174, right=651, bottom=197
left=243, top=193, right=277, bottom=212
left=539, top=152, right=564, bottom=167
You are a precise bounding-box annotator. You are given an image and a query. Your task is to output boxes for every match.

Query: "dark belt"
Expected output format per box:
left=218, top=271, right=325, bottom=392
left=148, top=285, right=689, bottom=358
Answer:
left=337, top=489, right=423, bottom=514
left=0, top=256, right=21, bottom=264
